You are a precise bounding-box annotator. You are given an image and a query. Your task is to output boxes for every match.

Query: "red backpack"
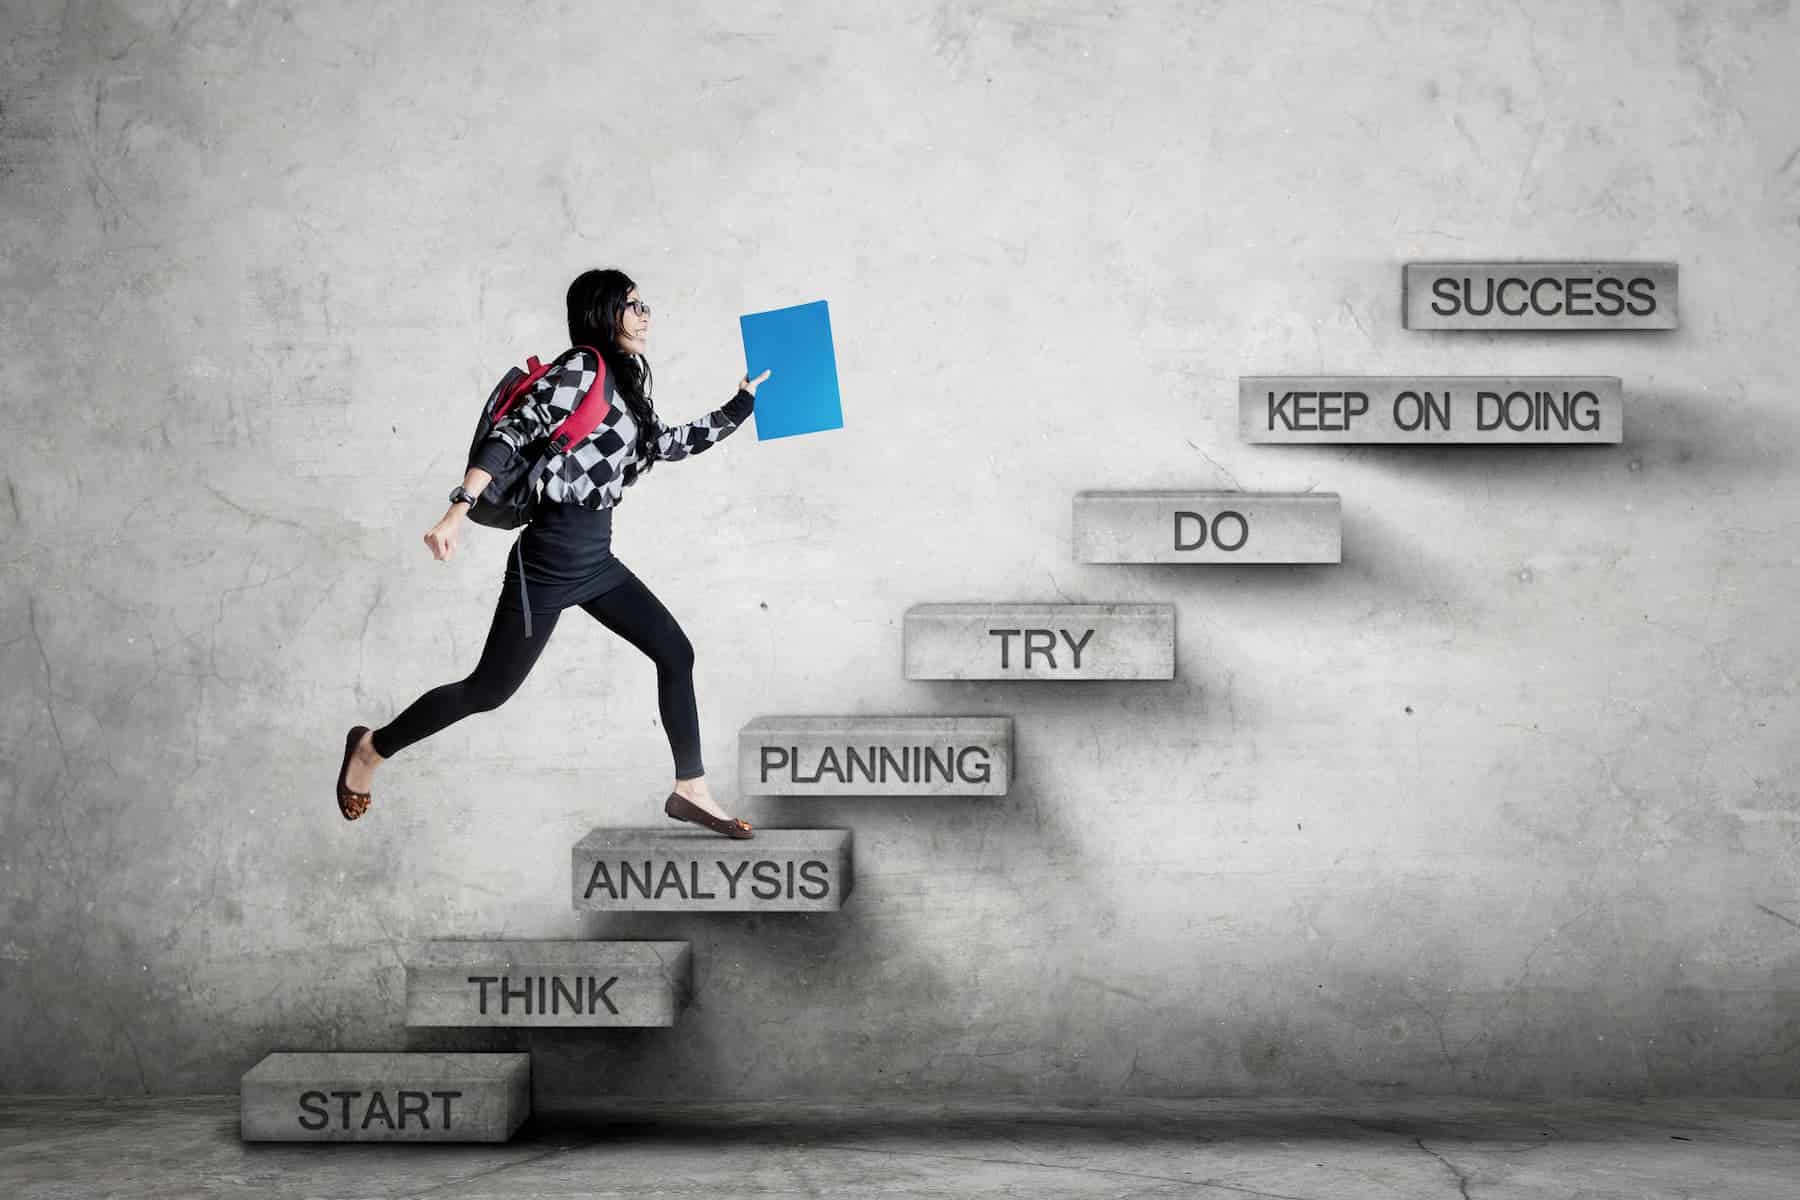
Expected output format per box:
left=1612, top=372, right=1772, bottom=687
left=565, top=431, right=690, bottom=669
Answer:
left=463, top=344, right=612, bottom=531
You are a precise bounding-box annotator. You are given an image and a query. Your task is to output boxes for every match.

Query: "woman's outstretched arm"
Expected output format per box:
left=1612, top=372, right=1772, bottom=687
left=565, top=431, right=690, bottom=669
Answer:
left=651, top=388, right=752, bottom=462
left=652, top=369, right=769, bottom=463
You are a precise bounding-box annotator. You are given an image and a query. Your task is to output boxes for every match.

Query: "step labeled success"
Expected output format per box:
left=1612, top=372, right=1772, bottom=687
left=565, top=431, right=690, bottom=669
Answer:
left=1239, top=377, right=1622, bottom=444
left=1403, top=262, right=1677, bottom=330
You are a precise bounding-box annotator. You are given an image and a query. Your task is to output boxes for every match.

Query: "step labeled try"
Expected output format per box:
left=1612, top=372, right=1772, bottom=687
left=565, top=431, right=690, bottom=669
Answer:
left=904, top=603, right=1175, bottom=680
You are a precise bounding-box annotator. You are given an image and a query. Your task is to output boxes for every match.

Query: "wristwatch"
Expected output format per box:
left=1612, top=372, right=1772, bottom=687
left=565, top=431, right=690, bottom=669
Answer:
left=448, top=485, right=479, bottom=508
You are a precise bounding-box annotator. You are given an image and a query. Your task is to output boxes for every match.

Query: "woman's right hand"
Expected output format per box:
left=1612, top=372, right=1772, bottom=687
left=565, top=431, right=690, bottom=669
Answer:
left=423, top=510, right=464, bottom=561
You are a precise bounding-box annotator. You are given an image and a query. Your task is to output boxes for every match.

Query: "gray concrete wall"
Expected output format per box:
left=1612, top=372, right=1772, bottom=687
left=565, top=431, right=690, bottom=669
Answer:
left=3, top=0, right=1797, bottom=1099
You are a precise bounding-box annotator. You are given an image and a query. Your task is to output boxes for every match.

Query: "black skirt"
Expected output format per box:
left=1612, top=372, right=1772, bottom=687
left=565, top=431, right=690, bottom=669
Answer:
left=498, top=500, right=633, bottom=617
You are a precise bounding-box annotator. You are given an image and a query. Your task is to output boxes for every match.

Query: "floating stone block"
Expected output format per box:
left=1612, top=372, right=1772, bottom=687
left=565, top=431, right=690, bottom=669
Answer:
left=405, top=941, right=691, bottom=1028
left=239, top=1052, right=529, bottom=1143
left=739, top=716, right=1013, bottom=796
left=1239, top=376, right=1623, bottom=444
left=904, top=603, right=1175, bottom=680
left=1402, top=262, right=1677, bottom=330
left=1074, top=491, right=1340, bottom=564
left=572, top=828, right=853, bottom=912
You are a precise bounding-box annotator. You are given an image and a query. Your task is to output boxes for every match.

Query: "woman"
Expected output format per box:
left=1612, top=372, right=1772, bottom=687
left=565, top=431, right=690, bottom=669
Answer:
left=334, top=268, right=769, bottom=838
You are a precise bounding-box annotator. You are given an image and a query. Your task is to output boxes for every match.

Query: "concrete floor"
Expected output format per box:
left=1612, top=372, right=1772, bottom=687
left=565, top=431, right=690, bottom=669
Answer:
left=1, top=1096, right=1794, bottom=1198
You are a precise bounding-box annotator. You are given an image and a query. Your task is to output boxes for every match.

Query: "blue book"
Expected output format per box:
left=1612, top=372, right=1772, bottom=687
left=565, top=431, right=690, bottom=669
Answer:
left=738, top=300, right=843, bottom=440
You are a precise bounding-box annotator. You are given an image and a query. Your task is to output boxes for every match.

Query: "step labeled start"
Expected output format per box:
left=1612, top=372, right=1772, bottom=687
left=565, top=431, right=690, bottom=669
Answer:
left=239, top=1052, right=529, bottom=1143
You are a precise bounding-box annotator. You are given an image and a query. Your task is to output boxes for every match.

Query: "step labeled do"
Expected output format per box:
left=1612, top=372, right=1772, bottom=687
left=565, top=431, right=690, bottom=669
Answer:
left=574, top=828, right=853, bottom=911
left=1074, top=491, right=1340, bottom=564
left=905, top=603, right=1174, bottom=680
left=240, top=1052, right=528, bottom=1143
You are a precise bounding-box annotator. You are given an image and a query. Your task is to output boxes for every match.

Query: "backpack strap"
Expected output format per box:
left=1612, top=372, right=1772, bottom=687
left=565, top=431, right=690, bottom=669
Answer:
left=490, top=354, right=553, bottom=423
left=546, top=345, right=612, bottom=454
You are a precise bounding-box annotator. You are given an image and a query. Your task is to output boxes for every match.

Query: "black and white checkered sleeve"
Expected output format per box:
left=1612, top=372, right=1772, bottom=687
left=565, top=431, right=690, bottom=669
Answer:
left=475, top=351, right=598, bottom=466
left=652, top=388, right=754, bottom=463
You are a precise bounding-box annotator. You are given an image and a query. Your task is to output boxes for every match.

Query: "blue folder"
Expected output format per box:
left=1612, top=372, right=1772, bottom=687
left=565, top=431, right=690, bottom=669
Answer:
left=738, top=300, right=843, bottom=440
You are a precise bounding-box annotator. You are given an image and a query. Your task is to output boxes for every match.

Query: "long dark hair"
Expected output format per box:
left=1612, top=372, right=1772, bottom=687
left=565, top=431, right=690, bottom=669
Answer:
left=566, top=268, right=661, bottom=467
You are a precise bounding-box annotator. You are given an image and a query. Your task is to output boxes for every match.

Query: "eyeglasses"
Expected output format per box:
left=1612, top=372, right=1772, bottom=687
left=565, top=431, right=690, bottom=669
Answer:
left=622, top=299, right=652, bottom=318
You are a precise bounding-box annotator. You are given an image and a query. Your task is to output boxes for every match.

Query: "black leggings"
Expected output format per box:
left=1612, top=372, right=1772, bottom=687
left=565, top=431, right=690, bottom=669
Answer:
left=369, top=572, right=704, bottom=778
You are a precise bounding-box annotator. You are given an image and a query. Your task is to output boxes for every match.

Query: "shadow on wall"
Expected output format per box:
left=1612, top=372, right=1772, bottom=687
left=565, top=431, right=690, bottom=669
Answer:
left=404, top=700, right=1129, bottom=1102
left=1295, top=383, right=1796, bottom=487
left=295, top=390, right=1800, bottom=1101
left=1123, top=382, right=1800, bottom=634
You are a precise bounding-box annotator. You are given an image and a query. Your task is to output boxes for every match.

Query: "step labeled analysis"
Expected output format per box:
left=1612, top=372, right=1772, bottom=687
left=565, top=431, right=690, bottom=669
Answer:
left=405, top=941, right=692, bottom=1028
left=240, top=1053, right=529, bottom=1142
left=1239, top=377, right=1622, bottom=444
left=904, top=603, right=1175, bottom=680
left=1074, top=491, right=1341, bottom=564
left=740, top=716, right=1013, bottom=796
left=572, top=828, right=854, bottom=912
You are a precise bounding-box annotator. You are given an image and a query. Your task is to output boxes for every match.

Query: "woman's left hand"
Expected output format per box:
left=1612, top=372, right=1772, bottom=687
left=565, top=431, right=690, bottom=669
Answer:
left=738, top=368, right=772, bottom=396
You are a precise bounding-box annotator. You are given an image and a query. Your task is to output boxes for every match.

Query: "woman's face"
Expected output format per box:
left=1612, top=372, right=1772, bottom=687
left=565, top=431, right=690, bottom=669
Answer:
left=615, top=288, right=650, bottom=355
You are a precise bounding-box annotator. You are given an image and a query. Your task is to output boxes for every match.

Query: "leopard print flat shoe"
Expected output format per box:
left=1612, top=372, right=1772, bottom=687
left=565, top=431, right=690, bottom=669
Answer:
left=336, top=725, right=372, bottom=821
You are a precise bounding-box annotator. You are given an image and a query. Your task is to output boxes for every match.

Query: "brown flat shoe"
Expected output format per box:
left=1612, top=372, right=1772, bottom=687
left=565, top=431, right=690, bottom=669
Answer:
left=664, top=790, right=753, bottom=839
left=336, top=725, right=372, bottom=821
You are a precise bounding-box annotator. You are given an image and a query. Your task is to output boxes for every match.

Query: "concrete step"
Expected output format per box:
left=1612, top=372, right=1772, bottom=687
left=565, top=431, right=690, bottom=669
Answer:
left=1239, top=376, right=1623, bottom=444
left=573, top=828, right=853, bottom=912
left=1403, top=261, right=1677, bottom=330
left=904, top=603, right=1175, bottom=680
left=1073, top=490, right=1341, bottom=564
left=239, top=1052, right=529, bottom=1143
left=739, top=716, right=1013, bottom=796
left=405, top=941, right=691, bottom=1028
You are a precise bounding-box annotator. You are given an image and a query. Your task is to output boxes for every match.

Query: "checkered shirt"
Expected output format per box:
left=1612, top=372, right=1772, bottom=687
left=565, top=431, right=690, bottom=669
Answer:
left=476, top=348, right=752, bottom=510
